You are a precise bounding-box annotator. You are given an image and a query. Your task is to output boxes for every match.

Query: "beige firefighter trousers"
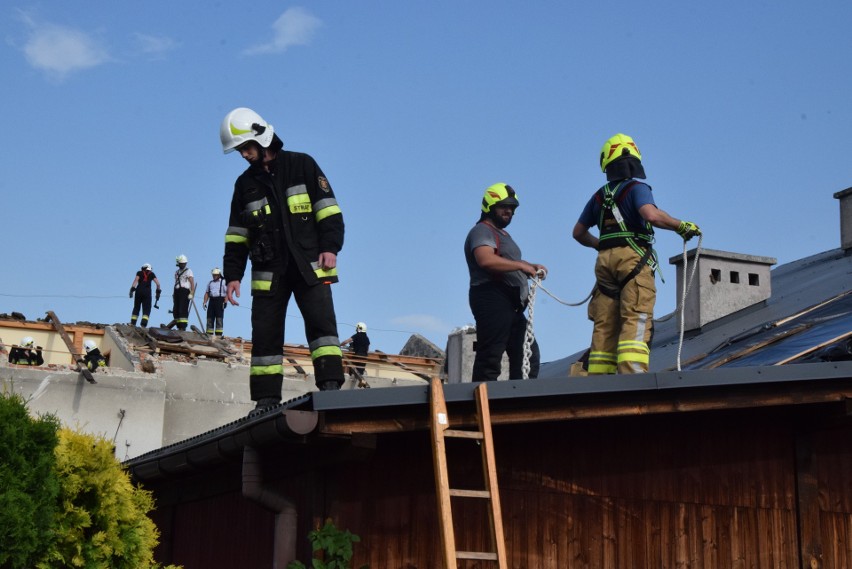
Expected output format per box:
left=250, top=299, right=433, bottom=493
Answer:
left=587, top=246, right=655, bottom=374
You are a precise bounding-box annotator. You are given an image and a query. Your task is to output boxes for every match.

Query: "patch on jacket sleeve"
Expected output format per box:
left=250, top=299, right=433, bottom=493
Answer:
left=318, top=176, right=331, bottom=192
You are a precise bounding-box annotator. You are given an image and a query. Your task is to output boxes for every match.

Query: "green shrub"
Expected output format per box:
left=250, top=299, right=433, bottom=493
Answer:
left=0, top=392, right=61, bottom=568
left=36, top=428, right=180, bottom=569
left=287, top=519, right=368, bottom=569
left=0, top=392, right=179, bottom=568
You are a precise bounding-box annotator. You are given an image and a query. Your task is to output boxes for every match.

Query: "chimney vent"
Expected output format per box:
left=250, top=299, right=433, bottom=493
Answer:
left=833, top=187, right=852, bottom=251
left=669, top=248, right=776, bottom=331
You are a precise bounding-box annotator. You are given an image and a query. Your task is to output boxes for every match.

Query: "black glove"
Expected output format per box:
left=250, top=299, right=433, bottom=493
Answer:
left=129, top=287, right=136, bottom=298
left=155, top=289, right=161, bottom=301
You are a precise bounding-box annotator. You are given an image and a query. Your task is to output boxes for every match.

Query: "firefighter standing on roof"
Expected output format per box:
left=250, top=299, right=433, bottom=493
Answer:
left=203, top=268, right=227, bottom=336
left=220, top=107, right=345, bottom=414
left=465, top=183, right=546, bottom=381
left=172, top=255, right=195, bottom=331
left=573, top=134, right=701, bottom=374
left=341, top=322, right=370, bottom=378
left=129, top=263, right=161, bottom=327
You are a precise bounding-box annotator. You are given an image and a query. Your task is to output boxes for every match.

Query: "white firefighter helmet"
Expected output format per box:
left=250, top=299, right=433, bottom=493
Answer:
left=176, top=254, right=188, bottom=265
left=84, top=340, right=97, bottom=353
left=21, top=336, right=34, bottom=348
left=356, top=322, right=367, bottom=333
left=220, top=107, right=275, bottom=154
left=142, top=263, right=152, bottom=271
left=211, top=267, right=222, bottom=276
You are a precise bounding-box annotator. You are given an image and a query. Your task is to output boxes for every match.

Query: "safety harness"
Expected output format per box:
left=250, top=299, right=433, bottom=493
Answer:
left=594, top=180, right=661, bottom=298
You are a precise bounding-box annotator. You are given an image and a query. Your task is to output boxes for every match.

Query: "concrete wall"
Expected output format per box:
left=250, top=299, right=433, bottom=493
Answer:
left=1, top=356, right=429, bottom=458
left=159, top=359, right=254, bottom=445
left=1, top=360, right=259, bottom=458
left=1, top=366, right=166, bottom=460
left=103, top=327, right=135, bottom=372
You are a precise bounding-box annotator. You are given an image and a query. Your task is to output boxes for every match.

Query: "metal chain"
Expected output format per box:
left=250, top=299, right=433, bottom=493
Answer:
left=522, top=278, right=538, bottom=379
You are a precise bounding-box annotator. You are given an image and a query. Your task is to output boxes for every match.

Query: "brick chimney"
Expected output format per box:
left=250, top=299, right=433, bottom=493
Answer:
left=669, top=249, right=777, bottom=331
left=834, top=187, right=852, bottom=251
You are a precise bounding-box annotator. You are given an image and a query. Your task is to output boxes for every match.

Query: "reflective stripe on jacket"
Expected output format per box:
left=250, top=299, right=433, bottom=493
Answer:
left=223, top=151, right=344, bottom=287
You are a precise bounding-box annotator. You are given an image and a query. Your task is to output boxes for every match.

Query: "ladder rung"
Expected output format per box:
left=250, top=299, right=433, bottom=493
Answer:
left=449, top=488, right=490, bottom=498
left=445, top=429, right=484, bottom=439
left=457, top=551, right=499, bottom=561
left=432, top=379, right=506, bottom=568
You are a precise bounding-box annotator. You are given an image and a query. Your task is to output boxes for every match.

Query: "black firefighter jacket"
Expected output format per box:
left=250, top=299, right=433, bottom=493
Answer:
left=223, top=151, right=345, bottom=293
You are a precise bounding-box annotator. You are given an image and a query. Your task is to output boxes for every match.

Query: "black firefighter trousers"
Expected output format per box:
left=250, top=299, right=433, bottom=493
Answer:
left=469, top=282, right=540, bottom=381
left=131, top=290, right=152, bottom=327
left=249, top=267, right=344, bottom=401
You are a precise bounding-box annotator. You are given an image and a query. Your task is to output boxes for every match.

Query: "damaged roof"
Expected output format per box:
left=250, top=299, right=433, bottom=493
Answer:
left=125, top=246, right=852, bottom=481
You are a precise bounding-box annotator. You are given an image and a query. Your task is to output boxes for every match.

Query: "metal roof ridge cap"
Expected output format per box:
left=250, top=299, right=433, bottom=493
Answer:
left=655, top=361, right=852, bottom=389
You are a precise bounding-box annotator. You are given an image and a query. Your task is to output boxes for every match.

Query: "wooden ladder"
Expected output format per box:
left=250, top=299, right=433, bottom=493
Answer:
left=430, top=378, right=507, bottom=568
left=46, top=311, right=96, bottom=384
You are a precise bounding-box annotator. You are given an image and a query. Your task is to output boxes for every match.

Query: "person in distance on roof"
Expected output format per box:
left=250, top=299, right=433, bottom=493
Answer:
left=203, top=268, right=227, bottom=337
left=129, top=263, right=161, bottom=327
left=9, top=336, right=44, bottom=366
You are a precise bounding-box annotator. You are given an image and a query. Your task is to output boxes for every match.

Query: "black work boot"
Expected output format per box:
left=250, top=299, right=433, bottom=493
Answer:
left=248, top=397, right=281, bottom=417
left=318, top=380, right=341, bottom=391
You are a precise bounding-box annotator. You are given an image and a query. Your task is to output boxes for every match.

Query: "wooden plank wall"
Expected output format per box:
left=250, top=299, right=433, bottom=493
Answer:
left=153, top=492, right=275, bottom=569
left=319, top=411, right=850, bottom=568
left=148, top=408, right=851, bottom=568
left=815, top=427, right=852, bottom=568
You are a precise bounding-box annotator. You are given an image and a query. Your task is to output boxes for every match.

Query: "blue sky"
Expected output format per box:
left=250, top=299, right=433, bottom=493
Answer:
left=2, top=2, right=850, bottom=363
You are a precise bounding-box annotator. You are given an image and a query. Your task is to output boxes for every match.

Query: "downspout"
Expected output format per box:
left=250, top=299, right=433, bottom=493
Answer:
left=242, top=446, right=298, bottom=568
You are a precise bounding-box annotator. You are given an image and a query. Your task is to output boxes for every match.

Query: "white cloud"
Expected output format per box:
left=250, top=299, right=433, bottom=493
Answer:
left=21, top=18, right=109, bottom=79
left=244, top=7, right=322, bottom=55
left=390, top=314, right=451, bottom=334
left=133, top=33, right=177, bottom=58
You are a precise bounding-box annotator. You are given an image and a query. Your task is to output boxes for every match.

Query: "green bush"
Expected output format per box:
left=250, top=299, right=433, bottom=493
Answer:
left=37, top=428, right=179, bottom=569
left=0, top=392, right=179, bottom=569
left=0, top=392, right=61, bottom=568
left=287, top=519, right=368, bottom=569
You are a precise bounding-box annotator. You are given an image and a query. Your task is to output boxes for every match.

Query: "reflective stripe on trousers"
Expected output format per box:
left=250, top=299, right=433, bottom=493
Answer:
left=587, top=247, right=655, bottom=374
left=249, top=265, right=344, bottom=400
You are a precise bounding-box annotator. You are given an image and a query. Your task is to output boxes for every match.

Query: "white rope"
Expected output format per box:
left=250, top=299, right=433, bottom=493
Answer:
left=674, top=235, right=702, bottom=371
left=533, top=282, right=595, bottom=307
left=653, top=235, right=703, bottom=369
left=521, top=235, right=703, bottom=376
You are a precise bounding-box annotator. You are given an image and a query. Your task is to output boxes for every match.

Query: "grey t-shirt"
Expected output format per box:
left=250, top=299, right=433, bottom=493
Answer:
left=464, top=221, right=529, bottom=305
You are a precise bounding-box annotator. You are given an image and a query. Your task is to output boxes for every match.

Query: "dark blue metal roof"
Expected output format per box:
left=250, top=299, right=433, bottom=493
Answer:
left=540, top=248, right=852, bottom=378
